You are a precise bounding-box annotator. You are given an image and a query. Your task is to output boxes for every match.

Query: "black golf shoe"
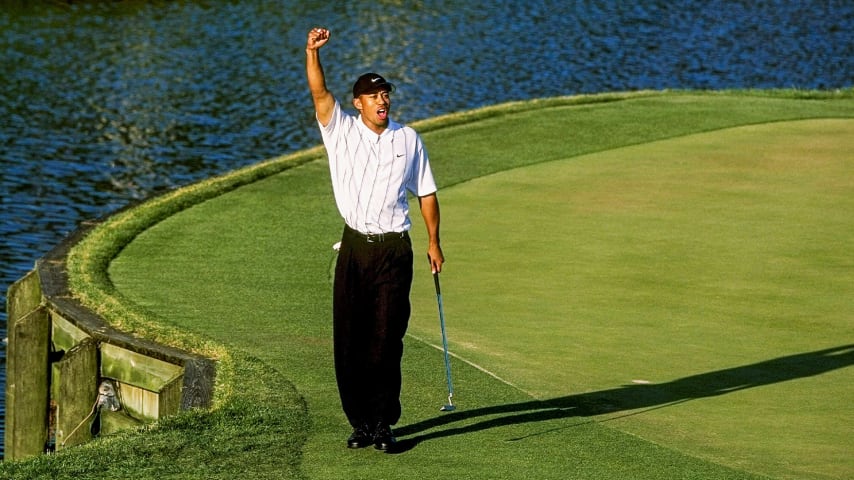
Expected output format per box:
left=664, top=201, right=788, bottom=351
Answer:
left=347, top=423, right=373, bottom=449
left=373, top=422, right=397, bottom=451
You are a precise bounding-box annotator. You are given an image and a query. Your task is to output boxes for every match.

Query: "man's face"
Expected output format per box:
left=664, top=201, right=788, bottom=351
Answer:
left=354, top=89, right=391, bottom=133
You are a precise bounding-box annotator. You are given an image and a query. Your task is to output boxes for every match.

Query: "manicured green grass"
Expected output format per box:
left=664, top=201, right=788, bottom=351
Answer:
left=408, top=119, right=853, bottom=478
left=3, top=91, right=851, bottom=479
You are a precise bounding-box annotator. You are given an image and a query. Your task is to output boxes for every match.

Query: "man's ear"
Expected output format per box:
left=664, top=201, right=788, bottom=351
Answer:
left=352, top=97, right=362, bottom=111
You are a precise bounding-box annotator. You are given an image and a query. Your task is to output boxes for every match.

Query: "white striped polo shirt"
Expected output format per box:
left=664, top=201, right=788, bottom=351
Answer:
left=318, top=100, right=437, bottom=235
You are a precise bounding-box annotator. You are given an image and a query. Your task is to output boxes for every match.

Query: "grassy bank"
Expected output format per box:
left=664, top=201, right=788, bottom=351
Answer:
left=2, top=90, right=851, bottom=479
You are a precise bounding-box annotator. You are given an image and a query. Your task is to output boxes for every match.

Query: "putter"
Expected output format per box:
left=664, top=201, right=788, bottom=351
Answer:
left=430, top=257, right=456, bottom=412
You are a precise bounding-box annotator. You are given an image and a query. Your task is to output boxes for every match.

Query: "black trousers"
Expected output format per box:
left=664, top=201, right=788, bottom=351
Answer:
left=333, top=225, right=413, bottom=428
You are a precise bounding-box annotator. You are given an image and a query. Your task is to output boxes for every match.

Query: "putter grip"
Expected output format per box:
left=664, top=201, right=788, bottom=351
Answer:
left=429, top=255, right=441, bottom=294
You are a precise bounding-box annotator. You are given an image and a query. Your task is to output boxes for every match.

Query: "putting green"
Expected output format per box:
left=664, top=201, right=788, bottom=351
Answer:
left=407, top=119, right=853, bottom=479
left=102, top=95, right=853, bottom=480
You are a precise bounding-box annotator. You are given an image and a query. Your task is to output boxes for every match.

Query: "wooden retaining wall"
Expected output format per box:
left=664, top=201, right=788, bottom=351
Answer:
left=5, top=220, right=215, bottom=461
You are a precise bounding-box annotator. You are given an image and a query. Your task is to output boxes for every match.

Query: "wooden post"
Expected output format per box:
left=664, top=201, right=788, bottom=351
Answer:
left=54, top=338, right=99, bottom=450
left=6, top=269, right=42, bottom=322
left=5, top=283, right=51, bottom=460
left=100, top=343, right=183, bottom=421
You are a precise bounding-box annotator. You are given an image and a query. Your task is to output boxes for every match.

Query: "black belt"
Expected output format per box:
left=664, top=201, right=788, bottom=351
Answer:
left=344, top=225, right=408, bottom=243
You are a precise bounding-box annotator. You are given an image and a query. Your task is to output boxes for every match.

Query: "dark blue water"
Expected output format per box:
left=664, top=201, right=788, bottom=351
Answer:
left=1, top=0, right=852, bottom=458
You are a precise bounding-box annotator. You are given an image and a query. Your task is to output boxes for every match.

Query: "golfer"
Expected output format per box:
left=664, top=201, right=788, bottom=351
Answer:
left=305, top=27, right=444, bottom=451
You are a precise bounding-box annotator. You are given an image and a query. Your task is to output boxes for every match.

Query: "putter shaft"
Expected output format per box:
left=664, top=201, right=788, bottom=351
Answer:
left=432, top=266, right=456, bottom=411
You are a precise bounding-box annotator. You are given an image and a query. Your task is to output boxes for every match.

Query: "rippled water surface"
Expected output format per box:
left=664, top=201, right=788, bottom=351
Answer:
left=1, top=0, right=852, bottom=458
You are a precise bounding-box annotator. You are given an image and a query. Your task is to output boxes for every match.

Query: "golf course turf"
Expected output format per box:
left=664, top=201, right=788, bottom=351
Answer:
left=3, top=91, right=851, bottom=479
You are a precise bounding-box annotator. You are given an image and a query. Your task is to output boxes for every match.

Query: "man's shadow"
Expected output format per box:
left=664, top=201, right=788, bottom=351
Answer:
left=390, top=344, right=853, bottom=452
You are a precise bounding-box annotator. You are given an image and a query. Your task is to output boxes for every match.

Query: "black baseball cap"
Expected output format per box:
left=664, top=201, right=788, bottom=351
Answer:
left=352, top=73, right=395, bottom=98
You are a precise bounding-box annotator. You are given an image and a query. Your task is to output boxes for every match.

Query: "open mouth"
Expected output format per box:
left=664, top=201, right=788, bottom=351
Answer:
left=377, top=108, right=388, bottom=121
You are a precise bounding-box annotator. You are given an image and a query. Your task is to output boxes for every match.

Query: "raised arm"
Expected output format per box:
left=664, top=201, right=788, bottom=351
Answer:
left=419, top=193, right=444, bottom=273
left=306, top=27, right=335, bottom=126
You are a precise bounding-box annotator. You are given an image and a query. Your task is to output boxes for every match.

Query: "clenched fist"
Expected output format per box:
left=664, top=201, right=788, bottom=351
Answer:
left=307, top=27, right=330, bottom=50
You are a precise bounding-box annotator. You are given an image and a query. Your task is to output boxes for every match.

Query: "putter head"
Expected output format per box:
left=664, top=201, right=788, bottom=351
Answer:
left=440, top=394, right=456, bottom=412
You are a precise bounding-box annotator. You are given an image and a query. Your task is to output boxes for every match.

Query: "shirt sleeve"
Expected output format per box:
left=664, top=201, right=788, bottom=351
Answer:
left=318, top=99, right=342, bottom=138
left=408, top=132, right=438, bottom=197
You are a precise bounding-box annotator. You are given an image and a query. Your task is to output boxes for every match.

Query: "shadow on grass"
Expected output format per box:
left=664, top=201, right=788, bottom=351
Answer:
left=390, top=344, right=853, bottom=453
